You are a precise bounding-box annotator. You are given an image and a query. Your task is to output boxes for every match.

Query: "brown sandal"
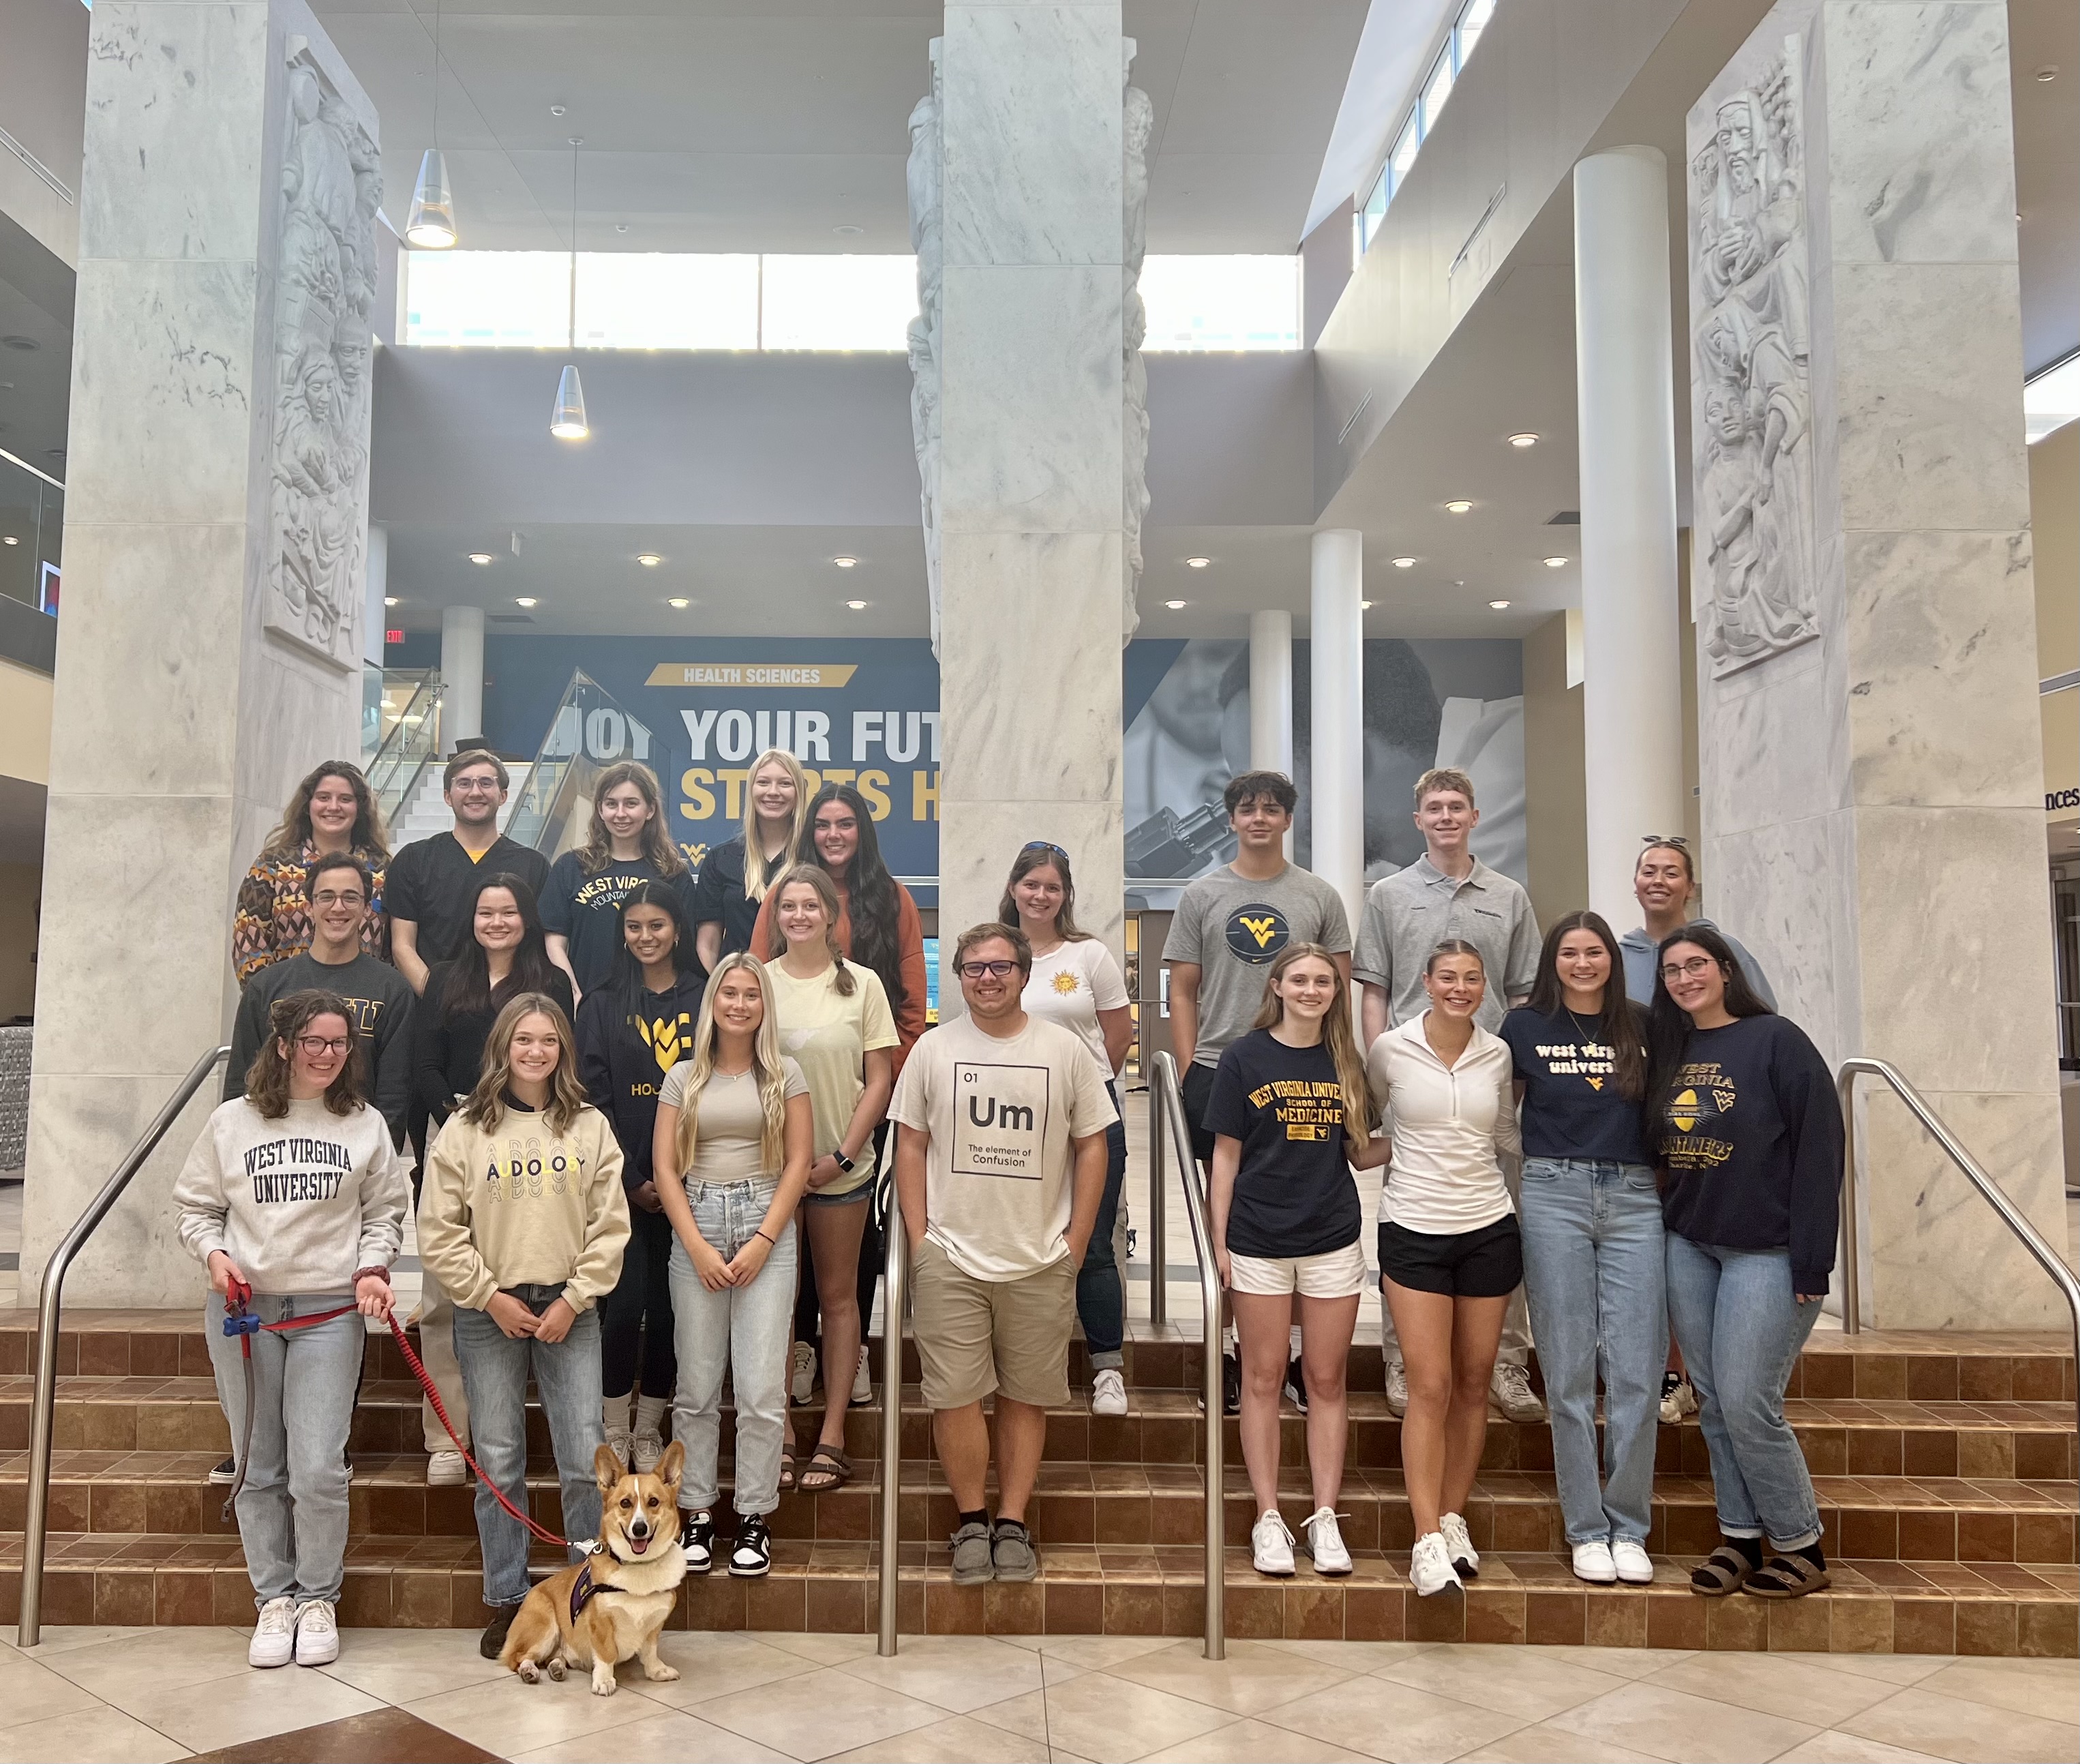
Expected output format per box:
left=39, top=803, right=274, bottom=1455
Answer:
left=778, top=1447, right=797, bottom=1493
left=797, top=1445, right=853, bottom=1493
left=1690, top=1544, right=1756, bottom=1596
left=1745, top=1554, right=1830, bottom=1598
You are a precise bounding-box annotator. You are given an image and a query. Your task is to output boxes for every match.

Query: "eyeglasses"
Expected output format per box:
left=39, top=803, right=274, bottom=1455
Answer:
left=958, top=960, right=1020, bottom=980
left=1640, top=834, right=1691, bottom=849
left=311, top=891, right=365, bottom=908
left=1657, top=957, right=1721, bottom=982
left=295, top=1036, right=352, bottom=1056
left=1023, top=841, right=1069, bottom=861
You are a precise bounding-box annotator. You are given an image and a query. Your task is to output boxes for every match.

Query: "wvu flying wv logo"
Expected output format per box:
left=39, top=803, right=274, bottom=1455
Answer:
left=1224, top=904, right=1291, bottom=964
left=637, top=1011, right=693, bottom=1075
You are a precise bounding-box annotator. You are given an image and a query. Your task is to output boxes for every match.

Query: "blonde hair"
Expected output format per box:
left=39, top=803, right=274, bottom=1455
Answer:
left=740, top=748, right=810, bottom=903
left=575, top=761, right=685, bottom=878
left=770, top=864, right=856, bottom=996
left=460, top=994, right=588, bottom=1137
left=672, top=953, right=790, bottom=1174
left=1414, top=766, right=1476, bottom=809
left=1250, top=942, right=1372, bottom=1133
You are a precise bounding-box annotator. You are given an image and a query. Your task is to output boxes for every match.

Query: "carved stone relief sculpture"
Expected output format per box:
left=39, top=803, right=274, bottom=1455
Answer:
left=1122, top=52, right=1152, bottom=647
left=1688, top=38, right=1820, bottom=675
left=268, top=48, right=380, bottom=672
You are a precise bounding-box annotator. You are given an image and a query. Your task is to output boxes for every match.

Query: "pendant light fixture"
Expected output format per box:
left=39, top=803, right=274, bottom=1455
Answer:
left=549, top=137, right=590, bottom=440
left=405, top=0, right=457, bottom=248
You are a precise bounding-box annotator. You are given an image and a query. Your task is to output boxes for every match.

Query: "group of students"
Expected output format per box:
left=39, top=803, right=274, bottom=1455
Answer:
left=182, top=743, right=1137, bottom=1666
left=1171, top=766, right=1840, bottom=1604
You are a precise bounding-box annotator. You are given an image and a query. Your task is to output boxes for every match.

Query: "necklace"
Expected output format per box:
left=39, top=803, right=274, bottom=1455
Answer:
left=1564, top=1005, right=1602, bottom=1051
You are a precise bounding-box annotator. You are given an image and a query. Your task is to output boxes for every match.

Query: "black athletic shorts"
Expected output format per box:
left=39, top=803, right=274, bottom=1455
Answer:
left=1180, top=1058, right=1218, bottom=1167
left=1377, top=1214, right=1523, bottom=1299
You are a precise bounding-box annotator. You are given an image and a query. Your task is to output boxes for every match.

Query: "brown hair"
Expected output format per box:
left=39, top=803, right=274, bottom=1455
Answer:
left=1425, top=938, right=1486, bottom=976
left=444, top=748, right=510, bottom=792
left=1524, top=910, right=1646, bottom=1102
left=1414, top=766, right=1476, bottom=809
left=997, top=842, right=1089, bottom=941
left=1249, top=943, right=1370, bottom=1132
left=1636, top=839, right=1696, bottom=885
left=245, top=990, right=365, bottom=1119
left=573, top=760, right=686, bottom=878
left=771, top=863, right=856, bottom=996
left=459, top=994, right=588, bottom=1136
left=262, top=762, right=389, bottom=861
left=953, top=921, right=1031, bottom=978
left=1222, top=769, right=1297, bottom=817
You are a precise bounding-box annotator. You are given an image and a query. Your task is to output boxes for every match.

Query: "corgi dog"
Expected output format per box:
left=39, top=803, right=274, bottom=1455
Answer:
left=500, top=1440, right=688, bottom=1696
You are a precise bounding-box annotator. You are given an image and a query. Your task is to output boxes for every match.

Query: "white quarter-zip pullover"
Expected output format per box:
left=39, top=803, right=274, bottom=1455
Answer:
left=1366, top=1014, right=1520, bottom=1235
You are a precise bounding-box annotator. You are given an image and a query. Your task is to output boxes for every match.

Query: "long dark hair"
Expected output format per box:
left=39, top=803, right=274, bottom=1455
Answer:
left=1643, top=922, right=1775, bottom=1123
left=245, top=990, right=364, bottom=1118
left=603, top=880, right=702, bottom=1000
left=997, top=841, right=1089, bottom=941
left=1524, top=910, right=1647, bottom=1103
left=804, top=781, right=906, bottom=1012
left=262, top=760, right=389, bottom=861
left=438, top=873, right=560, bottom=1022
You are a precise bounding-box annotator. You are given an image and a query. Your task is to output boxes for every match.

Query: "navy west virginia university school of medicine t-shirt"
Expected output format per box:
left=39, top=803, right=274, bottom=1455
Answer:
left=1205, top=1028, right=1361, bottom=1258
left=1498, top=1004, right=1648, bottom=1165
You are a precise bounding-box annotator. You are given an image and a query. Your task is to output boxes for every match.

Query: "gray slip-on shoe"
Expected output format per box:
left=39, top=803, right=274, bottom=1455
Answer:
left=991, top=1520, right=1039, bottom=1583
left=950, top=1519, right=995, bottom=1585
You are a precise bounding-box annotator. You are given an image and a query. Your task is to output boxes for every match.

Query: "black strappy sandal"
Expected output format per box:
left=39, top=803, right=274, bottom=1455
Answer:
left=1745, top=1554, right=1831, bottom=1598
left=797, top=1444, right=854, bottom=1494
left=1690, top=1544, right=1757, bottom=1596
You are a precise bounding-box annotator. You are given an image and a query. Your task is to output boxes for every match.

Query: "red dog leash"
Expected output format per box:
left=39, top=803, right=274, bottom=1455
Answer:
left=219, top=1278, right=582, bottom=1553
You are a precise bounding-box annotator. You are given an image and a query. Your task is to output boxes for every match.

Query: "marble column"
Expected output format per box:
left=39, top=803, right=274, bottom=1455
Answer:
left=1573, top=147, right=1686, bottom=929
left=442, top=603, right=485, bottom=750
left=1691, top=1, right=2064, bottom=1327
left=22, top=0, right=379, bottom=1306
left=929, top=4, right=1135, bottom=967
left=1309, top=531, right=1365, bottom=938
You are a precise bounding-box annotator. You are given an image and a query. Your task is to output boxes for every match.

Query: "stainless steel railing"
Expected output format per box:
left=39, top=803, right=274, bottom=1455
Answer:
left=19, top=1045, right=230, bottom=1647
left=1838, top=1057, right=2080, bottom=1448
left=877, top=1182, right=906, bottom=1657
left=1149, top=1051, right=1225, bottom=1660
left=1147, top=1080, right=1167, bottom=1331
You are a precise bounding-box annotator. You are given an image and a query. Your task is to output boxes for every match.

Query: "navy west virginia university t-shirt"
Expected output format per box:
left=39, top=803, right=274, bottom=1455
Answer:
left=1205, top=1028, right=1361, bottom=1258
left=1498, top=1004, right=1648, bottom=1165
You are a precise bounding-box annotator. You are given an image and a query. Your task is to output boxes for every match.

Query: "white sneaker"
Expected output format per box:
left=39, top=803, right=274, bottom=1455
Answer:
left=1091, top=1368, right=1128, bottom=1416
left=1612, top=1540, right=1655, bottom=1585
left=1659, top=1371, right=1698, bottom=1423
left=790, top=1340, right=816, bottom=1405
left=604, top=1426, right=634, bottom=1472
left=293, top=1598, right=338, bottom=1666
left=1571, top=1540, right=1618, bottom=1584
left=1490, top=1362, right=1547, bottom=1422
left=851, top=1344, right=873, bottom=1406
left=631, top=1429, right=665, bottom=1474
left=1439, top=1511, right=1479, bottom=1581
left=1410, top=1532, right=1462, bottom=1597
left=250, top=1596, right=297, bottom=1668
left=1303, top=1508, right=1352, bottom=1576
left=1251, top=1509, right=1296, bottom=1577
left=426, top=1449, right=468, bottom=1486
left=1384, top=1358, right=1409, bottom=1418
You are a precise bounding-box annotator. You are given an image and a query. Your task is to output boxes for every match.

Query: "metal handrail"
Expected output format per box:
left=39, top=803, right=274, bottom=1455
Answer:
left=1147, top=1076, right=1167, bottom=1330
left=876, top=1183, right=905, bottom=1656
left=19, top=1044, right=230, bottom=1647
left=1149, top=1052, right=1225, bottom=1660
left=1838, top=1058, right=2080, bottom=1448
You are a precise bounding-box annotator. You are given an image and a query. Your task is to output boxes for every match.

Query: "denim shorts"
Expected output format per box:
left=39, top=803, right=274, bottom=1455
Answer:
left=800, top=1181, right=875, bottom=1210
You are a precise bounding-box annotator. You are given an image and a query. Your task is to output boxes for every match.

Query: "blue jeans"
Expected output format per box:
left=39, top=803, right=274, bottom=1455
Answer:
left=1076, top=1081, right=1130, bottom=1371
left=1517, top=1159, right=1665, bottom=1546
left=202, top=1291, right=363, bottom=1608
left=669, top=1178, right=798, bottom=1517
left=451, top=1286, right=604, bottom=1606
left=1664, top=1236, right=1824, bottom=1550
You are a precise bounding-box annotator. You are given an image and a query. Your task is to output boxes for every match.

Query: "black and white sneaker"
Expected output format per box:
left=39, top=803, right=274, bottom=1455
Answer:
left=729, top=1515, right=773, bottom=1578
left=1198, top=1350, right=1244, bottom=1416
left=1283, top=1357, right=1309, bottom=1415
left=679, top=1508, right=714, bottom=1574
left=209, top=1456, right=237, bottom=1486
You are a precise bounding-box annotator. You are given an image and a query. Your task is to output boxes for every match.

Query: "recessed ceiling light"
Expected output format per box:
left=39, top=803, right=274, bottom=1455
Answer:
left=1543, top=556, right=1569, bottom=568
left=1444, top=499, right=1473, bottom=514
left=515, top=597, right=539, bottom=608
left=637, top=553, right=663, bottom=567
left=1184, top=556, right=1211, bottom=569
left=550, top=104, right=567, bottom=116
left=2036, top=65, right=2058, bottom=82
left=1360, top=599, right=1373, bottom=610
left=384, top=595, right=400, bottom=606
left=1, top=537, right=15, bottom=547
left=832, top=555, right=858, bottom=568
left=667, top=597, right=691, bottom=609
left=1488, top=599, right=1511, bottom=610
left=1164, top=599, right=1188, bottom=610
left=615, top=224, right=631, bottom=235
left=1507, top=432, right=1539, bottom=448
left=1391, top=556, right=1416, bottom=569
left=833, top=224, right=864, bottom=237
left=468, top=552, right=494, bottom=565
left=845, top=598, right=869, bottom=610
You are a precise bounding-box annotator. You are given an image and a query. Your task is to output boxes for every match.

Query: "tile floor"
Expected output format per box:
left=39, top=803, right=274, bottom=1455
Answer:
left=0, top=1626, right=2069, bottom=1763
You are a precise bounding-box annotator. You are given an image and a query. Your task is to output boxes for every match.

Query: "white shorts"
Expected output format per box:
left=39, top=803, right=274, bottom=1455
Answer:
left=1228, top=1240, right=1369, bottom=1299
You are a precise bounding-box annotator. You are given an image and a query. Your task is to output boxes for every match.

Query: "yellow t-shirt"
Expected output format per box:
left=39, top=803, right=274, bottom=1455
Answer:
left=767, top=959, right=899, bottom=1195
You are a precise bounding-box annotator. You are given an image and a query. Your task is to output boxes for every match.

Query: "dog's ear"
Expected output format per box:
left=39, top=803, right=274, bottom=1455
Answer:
left=594, top=1441, right=625, bottom=1491
left=656, top=1439, right=686, bottom=1489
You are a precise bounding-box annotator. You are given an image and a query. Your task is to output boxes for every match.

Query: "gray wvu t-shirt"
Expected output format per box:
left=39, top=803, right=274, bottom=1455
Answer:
left=1163, top=863, right=1352, bottom=1068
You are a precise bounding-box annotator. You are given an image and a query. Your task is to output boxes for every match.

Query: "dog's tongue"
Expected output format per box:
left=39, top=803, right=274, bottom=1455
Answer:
left=631, top=1534, right=650, bottom=1555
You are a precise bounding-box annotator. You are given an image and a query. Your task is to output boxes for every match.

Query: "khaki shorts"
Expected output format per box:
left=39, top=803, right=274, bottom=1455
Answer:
left=910, top=1237, right=1075, bottom=1410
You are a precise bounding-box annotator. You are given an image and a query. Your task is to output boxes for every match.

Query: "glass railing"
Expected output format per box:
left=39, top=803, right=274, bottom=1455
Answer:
left=366, top=670, right=442, bottom=832
left=504, top=670, right=659, bottom=857
left=0, top=447, right=63, bottom=614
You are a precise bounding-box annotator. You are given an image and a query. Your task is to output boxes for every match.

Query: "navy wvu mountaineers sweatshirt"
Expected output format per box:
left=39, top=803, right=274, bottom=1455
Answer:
left=1655, top=1013, right=1845, bottom=1295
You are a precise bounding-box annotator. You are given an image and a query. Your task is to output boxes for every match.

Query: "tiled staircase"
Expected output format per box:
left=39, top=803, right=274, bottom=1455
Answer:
left=0, top=1311, right=2070, bottom=1657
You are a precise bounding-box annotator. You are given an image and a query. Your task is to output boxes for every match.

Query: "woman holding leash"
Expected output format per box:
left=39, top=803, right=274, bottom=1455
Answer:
left=176, top=989, right=410, bottom=1671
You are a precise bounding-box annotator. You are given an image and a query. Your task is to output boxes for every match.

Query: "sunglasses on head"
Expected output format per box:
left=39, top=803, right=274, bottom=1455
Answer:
left=1023, top=841, right=1069, bottom=861
left=1640, top=834, right=1690, bottom=849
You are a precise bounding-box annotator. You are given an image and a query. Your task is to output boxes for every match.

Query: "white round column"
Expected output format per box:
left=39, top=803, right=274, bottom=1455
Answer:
left=1250, top=608, right=1294, bottom=858
left=440, top=603, right=486, bottom=753
left=1309, top=530, right=1365, bottom=935
left=1573, top=146, right=1685, bottom=926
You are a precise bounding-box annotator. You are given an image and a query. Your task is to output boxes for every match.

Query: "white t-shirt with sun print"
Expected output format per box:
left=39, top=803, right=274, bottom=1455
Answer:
left=1019, top=938, right=1130, bottom=1077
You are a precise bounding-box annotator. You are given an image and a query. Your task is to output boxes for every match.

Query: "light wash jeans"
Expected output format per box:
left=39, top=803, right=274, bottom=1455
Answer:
left=1076, top=1081, right=1130, bottom=1372
left=451, top=1285, right=604, bottom=1606
left=669, top=1177, right=798, bottom=1517
left=1518, top=1158, right=1666, bottom=1546
left=1665, top=1236, right=1824, bottom=1551
left=202, top=1291, right=364, bottom=1609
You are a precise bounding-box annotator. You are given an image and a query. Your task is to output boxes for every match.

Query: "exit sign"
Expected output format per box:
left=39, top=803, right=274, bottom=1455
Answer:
left=385, top=627, right=404, bottom=645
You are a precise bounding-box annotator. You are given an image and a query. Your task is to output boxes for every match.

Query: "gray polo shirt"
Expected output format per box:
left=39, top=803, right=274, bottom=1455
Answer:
left=1353, top=855, right=1540, bottom=1032
left=1163, top=862, right=1352, bottom=1067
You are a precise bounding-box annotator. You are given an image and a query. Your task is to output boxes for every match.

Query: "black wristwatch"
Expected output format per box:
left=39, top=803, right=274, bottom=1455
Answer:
left=833, top=1150, right=856, bottom=1174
